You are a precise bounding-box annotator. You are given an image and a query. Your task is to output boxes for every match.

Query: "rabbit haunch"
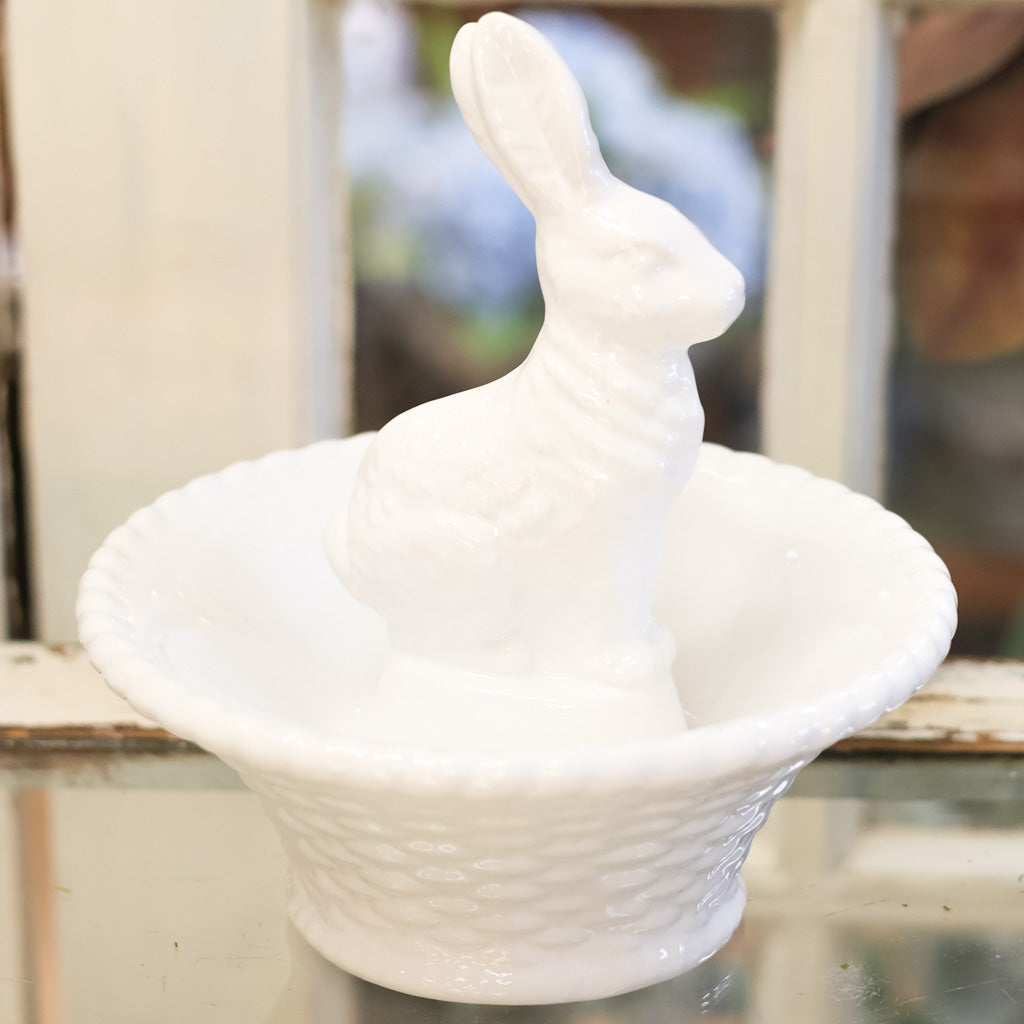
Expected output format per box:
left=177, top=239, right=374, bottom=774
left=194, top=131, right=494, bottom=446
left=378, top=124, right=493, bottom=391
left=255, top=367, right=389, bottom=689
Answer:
left=323, top=13, right=744, bottom=751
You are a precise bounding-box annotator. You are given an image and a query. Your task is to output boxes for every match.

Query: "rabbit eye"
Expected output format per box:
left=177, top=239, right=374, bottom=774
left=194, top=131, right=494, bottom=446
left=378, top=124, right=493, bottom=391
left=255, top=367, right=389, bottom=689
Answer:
left=615, top=246, right=651, bottom=265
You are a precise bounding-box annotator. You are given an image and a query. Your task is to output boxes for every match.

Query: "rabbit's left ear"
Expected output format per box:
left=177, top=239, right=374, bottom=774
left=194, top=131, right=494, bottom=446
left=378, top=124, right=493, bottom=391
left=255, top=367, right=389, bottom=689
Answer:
left=458, top=13, right=613, bottom=216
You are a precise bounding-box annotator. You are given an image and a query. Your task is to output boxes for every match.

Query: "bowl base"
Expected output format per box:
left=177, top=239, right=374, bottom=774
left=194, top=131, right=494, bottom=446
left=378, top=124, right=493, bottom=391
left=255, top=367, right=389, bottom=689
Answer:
left=287, top=877, right=746, bottom=1005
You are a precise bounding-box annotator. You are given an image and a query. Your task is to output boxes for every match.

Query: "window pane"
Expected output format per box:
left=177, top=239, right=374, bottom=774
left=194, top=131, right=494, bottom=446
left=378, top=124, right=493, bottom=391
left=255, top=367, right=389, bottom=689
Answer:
left=343, top=2, right=775, bottom=454
left=891, top=14, right=1024, bottom=656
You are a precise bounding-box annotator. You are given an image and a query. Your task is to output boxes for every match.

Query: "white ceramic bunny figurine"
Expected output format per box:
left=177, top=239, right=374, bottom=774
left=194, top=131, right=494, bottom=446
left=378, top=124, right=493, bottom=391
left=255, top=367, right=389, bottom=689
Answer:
left=325, top=12, right=745, bottom=749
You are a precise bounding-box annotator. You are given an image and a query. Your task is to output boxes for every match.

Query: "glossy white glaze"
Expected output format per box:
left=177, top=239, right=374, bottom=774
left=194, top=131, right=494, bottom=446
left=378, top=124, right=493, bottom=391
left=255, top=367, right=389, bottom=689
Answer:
left=324, top=13, right=744, bottom=747
left=74, top=12, right=957, bottom=1005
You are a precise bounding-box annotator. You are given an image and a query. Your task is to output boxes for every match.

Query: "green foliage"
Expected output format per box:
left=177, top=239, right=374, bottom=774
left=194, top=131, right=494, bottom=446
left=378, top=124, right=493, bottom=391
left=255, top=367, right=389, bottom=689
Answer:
left=416, top=9, right=462, bottom=102
left=457, top=304, right=544, bottom=366
left=1001, top=595, right=1024, bottom=658
left=691, top=82, right=767, bottom=130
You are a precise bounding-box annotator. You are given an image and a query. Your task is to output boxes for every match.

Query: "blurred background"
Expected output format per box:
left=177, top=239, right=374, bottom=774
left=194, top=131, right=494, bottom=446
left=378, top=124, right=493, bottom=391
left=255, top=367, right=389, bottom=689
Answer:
left=1, top=2, right=1023, bottom=654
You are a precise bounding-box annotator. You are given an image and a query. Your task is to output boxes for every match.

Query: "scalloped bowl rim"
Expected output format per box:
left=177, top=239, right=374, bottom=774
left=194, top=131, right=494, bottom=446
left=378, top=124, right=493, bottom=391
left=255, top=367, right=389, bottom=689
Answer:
left=76, top=437, right=957, bottom=793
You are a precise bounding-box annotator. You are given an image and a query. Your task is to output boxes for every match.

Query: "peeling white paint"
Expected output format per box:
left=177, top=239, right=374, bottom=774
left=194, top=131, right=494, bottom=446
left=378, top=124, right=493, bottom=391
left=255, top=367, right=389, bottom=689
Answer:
left=856, top=661, right=1024, bottom=746
left=1, top=643, right=155, bottom=729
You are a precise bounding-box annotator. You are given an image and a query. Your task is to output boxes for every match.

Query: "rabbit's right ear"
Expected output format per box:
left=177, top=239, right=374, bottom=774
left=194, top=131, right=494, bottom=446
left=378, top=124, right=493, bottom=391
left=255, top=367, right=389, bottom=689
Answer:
left=450, top=13, right=613, bottom=217
left=450, top=23, right=518, bottom=194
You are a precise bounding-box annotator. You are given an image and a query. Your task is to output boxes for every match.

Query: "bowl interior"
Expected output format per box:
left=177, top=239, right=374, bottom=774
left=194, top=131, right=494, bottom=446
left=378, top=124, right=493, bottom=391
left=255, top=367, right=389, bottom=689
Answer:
left=660, top=457, right=930, bottom=726
left=94, top=437, right=950, bottom=747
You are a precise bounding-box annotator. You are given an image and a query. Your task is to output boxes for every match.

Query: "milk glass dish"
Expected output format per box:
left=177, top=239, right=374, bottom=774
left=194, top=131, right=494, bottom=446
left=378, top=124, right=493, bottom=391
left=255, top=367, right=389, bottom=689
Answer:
left=77, top=12, right=956, bottom=1005
left=77, top=434, right=956, bottom=1003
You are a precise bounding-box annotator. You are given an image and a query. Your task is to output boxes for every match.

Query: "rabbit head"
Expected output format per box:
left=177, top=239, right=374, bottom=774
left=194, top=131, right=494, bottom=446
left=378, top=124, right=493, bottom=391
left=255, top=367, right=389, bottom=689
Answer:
left=450, top=12, right=745, bottom=349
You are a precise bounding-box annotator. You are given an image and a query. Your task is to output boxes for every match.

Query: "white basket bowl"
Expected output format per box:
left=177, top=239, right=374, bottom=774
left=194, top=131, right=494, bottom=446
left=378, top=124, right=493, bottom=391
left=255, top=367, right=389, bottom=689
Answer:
left=77, top=435, right=956, bottom=1004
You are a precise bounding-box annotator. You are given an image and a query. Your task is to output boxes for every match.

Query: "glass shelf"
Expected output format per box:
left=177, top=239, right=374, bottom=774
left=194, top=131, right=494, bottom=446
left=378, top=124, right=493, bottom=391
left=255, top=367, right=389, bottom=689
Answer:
left=3, top=748, right=1024, bottom=1023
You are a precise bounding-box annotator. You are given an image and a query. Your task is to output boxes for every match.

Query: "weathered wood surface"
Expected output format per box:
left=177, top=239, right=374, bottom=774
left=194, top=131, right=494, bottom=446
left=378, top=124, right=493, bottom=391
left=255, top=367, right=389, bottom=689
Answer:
left=2, top=643, right=1021, bottom=755
left=832, top=659, right=1024, bottom=754
left=1, top=643, right=1021, bottom=796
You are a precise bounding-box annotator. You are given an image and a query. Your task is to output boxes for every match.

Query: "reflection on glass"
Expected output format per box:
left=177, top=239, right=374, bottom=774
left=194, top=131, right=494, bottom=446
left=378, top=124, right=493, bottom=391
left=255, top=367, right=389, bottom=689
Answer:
left=342, top=2, right=774, bottom=453
left=831, top=930, right=1024, bottom=1024
left=6, top=783, right=1022, bottom=1023
left=892, top=12, right=1024, bottom=656
left=343, top=934, right=745, bottom=1022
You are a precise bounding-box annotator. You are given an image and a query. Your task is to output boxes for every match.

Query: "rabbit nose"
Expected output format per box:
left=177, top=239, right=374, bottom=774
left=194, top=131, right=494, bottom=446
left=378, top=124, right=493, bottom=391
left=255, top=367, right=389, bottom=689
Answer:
left=728, top=275, right=745, bottom=313
left=719, top=265, right=746, bottom=320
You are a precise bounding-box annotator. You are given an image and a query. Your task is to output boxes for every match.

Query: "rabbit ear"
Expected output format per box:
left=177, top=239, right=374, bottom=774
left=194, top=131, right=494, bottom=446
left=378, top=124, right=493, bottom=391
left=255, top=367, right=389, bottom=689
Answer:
left=450, top=22, right=522, bottom=194
left=450, top=13, right=613, bottom=216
